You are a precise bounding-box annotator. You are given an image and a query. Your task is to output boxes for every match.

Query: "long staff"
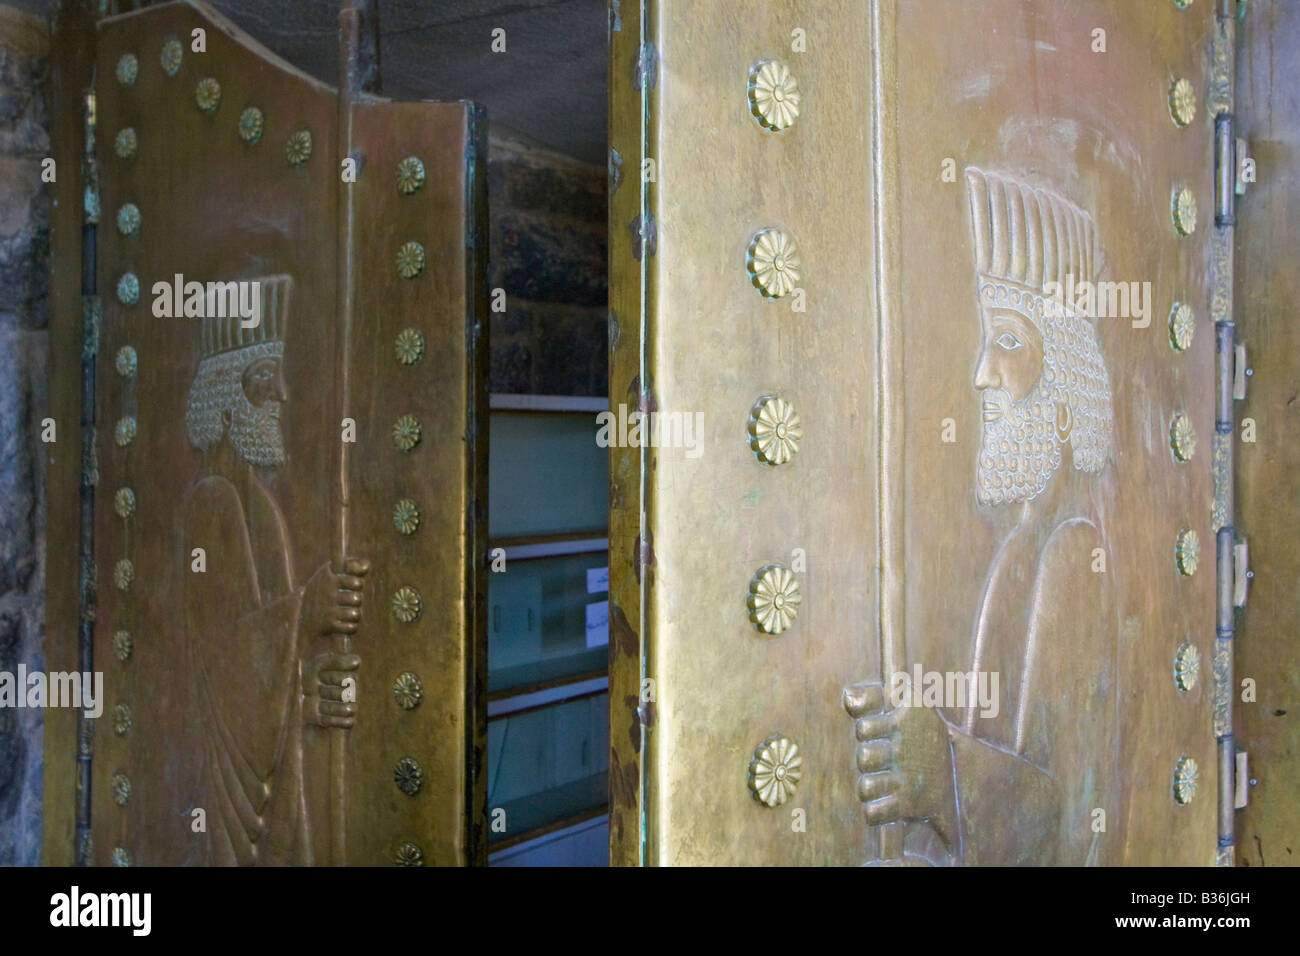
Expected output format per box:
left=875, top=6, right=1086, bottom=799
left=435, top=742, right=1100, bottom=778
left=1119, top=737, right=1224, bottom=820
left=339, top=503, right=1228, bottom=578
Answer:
left=329, top=2, right=365, bottom=866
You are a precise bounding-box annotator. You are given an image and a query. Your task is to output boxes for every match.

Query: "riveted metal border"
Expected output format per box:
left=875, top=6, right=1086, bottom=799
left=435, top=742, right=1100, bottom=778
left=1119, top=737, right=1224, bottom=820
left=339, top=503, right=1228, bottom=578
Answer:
left=43, top=0, right=98, bottom=868
left=1209, top=0, right=1238, bottom=867
left=607, top=0, right=656, bottom=867
left=74, top=87, right=99, bottom=867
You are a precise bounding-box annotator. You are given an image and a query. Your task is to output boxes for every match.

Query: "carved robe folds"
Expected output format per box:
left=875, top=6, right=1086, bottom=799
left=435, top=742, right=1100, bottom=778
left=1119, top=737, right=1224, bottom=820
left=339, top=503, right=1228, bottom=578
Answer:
left=185, top=472, right=309, bottom=865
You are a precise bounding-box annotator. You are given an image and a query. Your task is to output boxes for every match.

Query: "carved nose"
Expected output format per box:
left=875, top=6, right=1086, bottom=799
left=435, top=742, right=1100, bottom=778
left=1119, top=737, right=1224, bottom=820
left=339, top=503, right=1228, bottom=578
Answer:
left=974, top=350, right=999, bottom=391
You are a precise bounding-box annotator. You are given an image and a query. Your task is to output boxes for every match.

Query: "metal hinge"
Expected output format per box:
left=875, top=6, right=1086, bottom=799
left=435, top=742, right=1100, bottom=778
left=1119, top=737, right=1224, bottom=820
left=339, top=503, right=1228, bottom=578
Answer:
left=1234, top=751, right=1250, bottom=808
left=628, top=213, right=657, bottom=260
left=75, top=86, right=100, bottom=869
left=81, top=295, right=100, bottom=360
left=1215, top=113, right=1236, bottom=226
left=81, top=91, right=99, bottom=225
left=609, top=147, right=623, bottom=196
left=81, top=425, right=99, bottom=489
left=1233, top=343, right=1250, bottom=399
left=1209, top=0, right=1239, bottom=870
left=1233, top=539, right=1251, bottom=608
left=634, top=42, right=657, bottom=92
left=78, top=556, right=97, bottom=623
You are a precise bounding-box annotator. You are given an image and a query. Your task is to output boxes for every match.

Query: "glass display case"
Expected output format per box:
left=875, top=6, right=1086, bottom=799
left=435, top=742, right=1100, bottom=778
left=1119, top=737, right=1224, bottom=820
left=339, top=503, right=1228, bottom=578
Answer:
left=487, top=397, right=610, bottom=863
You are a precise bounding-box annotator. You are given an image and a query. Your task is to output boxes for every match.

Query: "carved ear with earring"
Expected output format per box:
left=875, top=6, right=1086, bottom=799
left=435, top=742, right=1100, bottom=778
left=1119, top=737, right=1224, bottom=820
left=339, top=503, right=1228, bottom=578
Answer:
left=1055, top=402, right=1073, bottom=442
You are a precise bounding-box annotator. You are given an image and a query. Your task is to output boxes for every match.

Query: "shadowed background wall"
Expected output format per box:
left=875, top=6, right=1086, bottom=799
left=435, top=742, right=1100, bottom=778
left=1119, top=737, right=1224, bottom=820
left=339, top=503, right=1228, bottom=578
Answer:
left=0, top=3, right=48, bottom=867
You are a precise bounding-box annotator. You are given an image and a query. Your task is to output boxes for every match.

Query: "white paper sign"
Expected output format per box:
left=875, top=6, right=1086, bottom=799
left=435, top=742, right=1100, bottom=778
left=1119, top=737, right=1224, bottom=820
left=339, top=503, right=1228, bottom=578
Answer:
left=585, top=600, right=609, bottom=648
left=587, top=566, right=609, bottom=594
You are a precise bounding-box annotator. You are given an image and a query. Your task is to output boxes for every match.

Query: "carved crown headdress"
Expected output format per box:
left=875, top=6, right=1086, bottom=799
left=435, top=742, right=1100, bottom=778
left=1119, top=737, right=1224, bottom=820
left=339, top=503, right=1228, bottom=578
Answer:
left=197, top=274, right=292, bottom=360
left=965, top=168, right=1101, bottom=317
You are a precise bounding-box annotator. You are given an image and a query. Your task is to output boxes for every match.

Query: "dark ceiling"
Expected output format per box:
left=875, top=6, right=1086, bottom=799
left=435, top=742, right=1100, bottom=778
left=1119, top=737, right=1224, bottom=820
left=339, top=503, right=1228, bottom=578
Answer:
left=28, top=0, right=610, bottom=163
left=209, top=0, right=609, bottom=163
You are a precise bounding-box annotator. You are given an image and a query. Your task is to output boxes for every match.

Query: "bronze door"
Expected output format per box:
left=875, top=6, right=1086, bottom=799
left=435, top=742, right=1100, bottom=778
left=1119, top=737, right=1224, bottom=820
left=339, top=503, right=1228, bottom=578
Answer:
left=44, top=0, right=488, bottom=866
left=609, top=0, right=1228, bottom=865
left=1233, top=0, right=1300, bottom=867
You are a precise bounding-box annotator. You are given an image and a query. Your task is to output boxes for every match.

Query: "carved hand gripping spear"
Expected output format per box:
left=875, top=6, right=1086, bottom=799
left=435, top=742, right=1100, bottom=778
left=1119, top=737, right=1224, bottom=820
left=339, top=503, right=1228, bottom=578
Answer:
left=843, top=653, right=906, bottom=864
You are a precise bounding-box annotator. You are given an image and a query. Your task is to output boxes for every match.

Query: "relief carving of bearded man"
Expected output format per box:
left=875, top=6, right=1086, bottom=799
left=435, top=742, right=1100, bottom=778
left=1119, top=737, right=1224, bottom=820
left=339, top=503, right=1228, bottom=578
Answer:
left=849, top=170, right=1121, bottom=864
left=181, top=276, right=368, bottom=865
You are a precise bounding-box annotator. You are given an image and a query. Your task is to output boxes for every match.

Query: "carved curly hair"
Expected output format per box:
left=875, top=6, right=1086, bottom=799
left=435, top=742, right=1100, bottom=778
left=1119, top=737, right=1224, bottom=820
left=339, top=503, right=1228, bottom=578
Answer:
left=184, top=342, right=283, bottom=453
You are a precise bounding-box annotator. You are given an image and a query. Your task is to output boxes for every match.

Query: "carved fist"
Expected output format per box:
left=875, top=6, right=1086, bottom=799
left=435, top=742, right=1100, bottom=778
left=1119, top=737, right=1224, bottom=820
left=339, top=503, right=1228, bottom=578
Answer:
left=304, top=557, right=370, bottom=637
left=304, top=652, right=360, bottom=729
left=843, top=678, right=959, bottom=847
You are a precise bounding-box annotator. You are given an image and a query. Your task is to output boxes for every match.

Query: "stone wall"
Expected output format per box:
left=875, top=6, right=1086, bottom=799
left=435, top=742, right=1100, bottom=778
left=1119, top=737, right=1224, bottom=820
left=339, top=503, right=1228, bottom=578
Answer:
left=0, top=2, right=49, bottom=867
left=487, top=127, right=607, bottom=397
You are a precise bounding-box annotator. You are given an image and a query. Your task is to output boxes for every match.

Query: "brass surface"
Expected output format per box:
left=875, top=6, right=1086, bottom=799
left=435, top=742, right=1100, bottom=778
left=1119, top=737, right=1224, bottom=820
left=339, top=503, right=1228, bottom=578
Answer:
left=1174, top=756, right=1200, bottom=806
left=1175, top=642, right=1202, bottom=693
left=1172, top=412, right=1198, bottom=461
left=237, top=106, right=264, bottom=144
left=395, top=155, right=425, bottom=196
left=747, top=734, right=802, bottom=808
left=1170, top=301, right=1196, bottom=352
left=748, top=60, right=801, bottom=133
left=393, top=328, right=424, bottom=366
left=605, top=0, right=647, bottom=868
left=748, top=395, right=802, bottom=466
left=1170, top=77, right=1198, bottom=128
left=115, top=202, right=140, bottom=236
left=1233, top=0, right=1300, bottom=867
left=45, top=0, right=488, bottom=866
left=285, top=129, right=312, bottom=167
left=1178, top=527, right=1202, bottom=576
left=610, top=0, right=1219, bottom=865
left=116, top=52, right=138, bottom=87
left=746, top=564, right=802, bottom=636
left=113, top=126, right=137, bottom=160
left=395, top=240, right=426, bottom=280
left=43, top=0, right=95, bottom=865
left=115, top=272, right=139, bottom=305
left=391, top=498, right=420, bottom=536
left=1173, top=186, right=1200, bottom=236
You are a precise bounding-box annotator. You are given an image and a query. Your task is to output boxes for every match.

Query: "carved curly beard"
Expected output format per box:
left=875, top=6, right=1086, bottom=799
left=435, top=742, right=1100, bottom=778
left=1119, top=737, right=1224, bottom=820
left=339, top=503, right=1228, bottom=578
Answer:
left=975, top=382, right=1060, bottom=506
left=227, top=394, right=285, bottom=468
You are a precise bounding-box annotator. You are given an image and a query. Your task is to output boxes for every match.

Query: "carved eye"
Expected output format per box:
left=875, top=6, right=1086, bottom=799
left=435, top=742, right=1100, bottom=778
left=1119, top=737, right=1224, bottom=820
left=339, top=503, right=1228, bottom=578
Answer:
left=995, top=332, right=1023, bottom=351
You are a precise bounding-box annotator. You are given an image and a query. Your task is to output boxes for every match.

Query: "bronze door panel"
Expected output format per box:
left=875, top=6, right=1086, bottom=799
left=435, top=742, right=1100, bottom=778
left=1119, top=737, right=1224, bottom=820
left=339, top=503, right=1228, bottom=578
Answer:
left=1233, top=0, right=1300, bottom=868
left=609, top=0, right=879, bottom=866
left=610, top=0, right=1221, bottom=865
left=889, top=0, right=1218, bottom=866
left=44, top=0, right=487, bottom=866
